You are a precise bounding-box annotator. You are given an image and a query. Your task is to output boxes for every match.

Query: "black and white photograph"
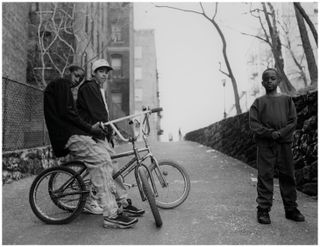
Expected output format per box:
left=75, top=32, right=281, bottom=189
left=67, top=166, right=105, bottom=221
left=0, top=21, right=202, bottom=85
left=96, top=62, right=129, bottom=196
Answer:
left=2, top=1, right=318, bottom=245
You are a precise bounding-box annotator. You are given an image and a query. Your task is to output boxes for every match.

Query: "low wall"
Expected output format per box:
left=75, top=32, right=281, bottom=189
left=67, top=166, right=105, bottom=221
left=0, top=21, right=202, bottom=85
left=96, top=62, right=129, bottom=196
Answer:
left=2, top=146, right=70, bottom=184
left=185, top=91, right=317, bottom=196
left=2, top=137, right=123, bottom=184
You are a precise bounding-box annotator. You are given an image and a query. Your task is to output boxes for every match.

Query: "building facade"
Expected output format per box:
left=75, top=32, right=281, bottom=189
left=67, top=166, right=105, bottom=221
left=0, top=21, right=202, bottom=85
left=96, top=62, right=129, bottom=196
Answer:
left=134, top=29, right=161, bottom=141
left=2, top=2, right=136, bottom=150
left=2, top=2, right=29, bottom=83
left=73, top=2, right=134, bottom=119
left=106, top=2, right=134, bottom=119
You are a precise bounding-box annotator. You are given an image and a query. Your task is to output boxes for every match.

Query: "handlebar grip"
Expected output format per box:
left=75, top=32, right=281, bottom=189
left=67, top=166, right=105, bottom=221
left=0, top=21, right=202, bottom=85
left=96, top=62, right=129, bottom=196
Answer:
left=151, top=107, right=163, bottom=113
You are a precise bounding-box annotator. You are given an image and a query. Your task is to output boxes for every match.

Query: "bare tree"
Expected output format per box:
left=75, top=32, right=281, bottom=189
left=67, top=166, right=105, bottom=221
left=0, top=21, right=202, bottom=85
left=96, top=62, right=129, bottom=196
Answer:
left=35, top=3, right=76, bottom=87
left=155, top=3, right=242, bottom=114
left=294, top=3, right=318, bottom=87
left=28, top=2, right=117, bottom=87
left=279, top=21, right=308, bottom=87
left=242, top=3, right=296, bottom=94
left=293, top=2, right=317, bottom=46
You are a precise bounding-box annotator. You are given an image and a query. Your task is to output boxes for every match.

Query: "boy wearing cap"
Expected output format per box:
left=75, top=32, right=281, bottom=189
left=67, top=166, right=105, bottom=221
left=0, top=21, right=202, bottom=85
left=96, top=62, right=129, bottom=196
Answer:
left=44, top=65, right=137, bottom=228
left=76, top=59, right=144, bottom=227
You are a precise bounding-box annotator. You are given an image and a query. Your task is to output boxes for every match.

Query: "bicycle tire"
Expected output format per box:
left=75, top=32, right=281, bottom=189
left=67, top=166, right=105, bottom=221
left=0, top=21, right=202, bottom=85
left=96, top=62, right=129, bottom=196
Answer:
left=149, top=160, right=191, bottom=209
left=29, top=166, right=87, bottom=224
left=61, top=161, right=90, bottom=185
left=138, top=166, right=163, bottom=227
left=49, top=162, right=89, bottom=212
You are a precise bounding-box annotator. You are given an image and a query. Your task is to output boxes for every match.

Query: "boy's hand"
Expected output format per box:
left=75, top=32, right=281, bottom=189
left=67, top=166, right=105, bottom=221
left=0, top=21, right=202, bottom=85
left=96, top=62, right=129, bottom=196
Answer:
left=271, top=131, right=281, bottom=140
left=91, top=122, right=105, bottom=137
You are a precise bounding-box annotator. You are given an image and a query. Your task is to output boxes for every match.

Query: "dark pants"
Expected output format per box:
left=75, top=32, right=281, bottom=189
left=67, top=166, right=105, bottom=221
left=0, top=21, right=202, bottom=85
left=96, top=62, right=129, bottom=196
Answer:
left=256, top=142, right=297, bottom=211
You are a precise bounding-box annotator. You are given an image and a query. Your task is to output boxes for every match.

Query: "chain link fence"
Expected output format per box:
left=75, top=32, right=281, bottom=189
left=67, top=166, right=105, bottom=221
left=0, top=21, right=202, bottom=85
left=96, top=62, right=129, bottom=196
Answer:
left=2, top=77, right=50, bottom=151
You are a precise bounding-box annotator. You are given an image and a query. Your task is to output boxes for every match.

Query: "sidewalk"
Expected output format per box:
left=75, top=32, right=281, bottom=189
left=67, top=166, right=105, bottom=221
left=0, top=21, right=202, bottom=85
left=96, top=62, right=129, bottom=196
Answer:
left=2, top=141, right=318, bottom=244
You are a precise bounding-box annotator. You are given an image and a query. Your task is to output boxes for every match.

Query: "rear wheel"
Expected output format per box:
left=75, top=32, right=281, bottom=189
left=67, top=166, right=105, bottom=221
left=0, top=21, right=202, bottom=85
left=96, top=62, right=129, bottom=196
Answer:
left=138, top=167, right=162, bottom=227
left=149, top=160, right=191, bottom=209
left=29, top=166, right=88, bottom=224
left=50, top=162, right=90, bottom=211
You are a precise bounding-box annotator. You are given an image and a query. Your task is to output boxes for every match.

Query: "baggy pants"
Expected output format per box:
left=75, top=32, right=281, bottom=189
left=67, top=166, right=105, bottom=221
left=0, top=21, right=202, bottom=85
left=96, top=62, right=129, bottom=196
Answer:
left=65, top=135, right=127, bottom=218
left=256, top=142, right=298, bottom=211
left=95, top=138, right=128, bottom=206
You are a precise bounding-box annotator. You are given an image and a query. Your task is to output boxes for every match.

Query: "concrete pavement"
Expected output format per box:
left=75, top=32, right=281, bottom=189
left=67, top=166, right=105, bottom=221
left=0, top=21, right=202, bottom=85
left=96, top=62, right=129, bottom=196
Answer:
left=2, top=141, right=317, bottom=244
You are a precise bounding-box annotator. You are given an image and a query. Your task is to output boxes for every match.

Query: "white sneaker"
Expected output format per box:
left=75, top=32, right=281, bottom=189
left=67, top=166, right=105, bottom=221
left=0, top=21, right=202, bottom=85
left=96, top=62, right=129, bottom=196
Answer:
left=83, top=199, right=103, bottom=215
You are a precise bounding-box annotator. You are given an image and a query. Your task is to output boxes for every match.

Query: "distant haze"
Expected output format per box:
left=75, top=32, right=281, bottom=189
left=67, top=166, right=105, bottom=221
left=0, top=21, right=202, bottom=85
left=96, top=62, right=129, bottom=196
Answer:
left=134, top=2, right=259, bottom=141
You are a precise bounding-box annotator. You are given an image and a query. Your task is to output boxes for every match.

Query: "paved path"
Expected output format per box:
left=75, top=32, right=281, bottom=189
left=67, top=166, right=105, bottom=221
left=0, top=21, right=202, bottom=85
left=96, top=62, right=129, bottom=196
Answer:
left=2, top=141, right=317, bottom=244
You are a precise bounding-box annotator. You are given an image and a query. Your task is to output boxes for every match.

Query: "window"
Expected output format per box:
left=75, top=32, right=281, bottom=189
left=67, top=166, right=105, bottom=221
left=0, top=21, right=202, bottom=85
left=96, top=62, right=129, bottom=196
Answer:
left=111, top=24, right=122, bottom=42
left=135, top=88, right=143, bottom=102
left=135, top=67, right=142, bottom=80
left=112, top=93, right=122, bottom=105
left=135, top=46, right=142, bottom=59
left=97, top=32, right=100, bottom=55
left=85, top=7, right=88, bottom=34
left=82, top=52, right=88, bottom=77
left=111, top=55, right=122, bottom=78
left=111, top=55, right=122, bottom=70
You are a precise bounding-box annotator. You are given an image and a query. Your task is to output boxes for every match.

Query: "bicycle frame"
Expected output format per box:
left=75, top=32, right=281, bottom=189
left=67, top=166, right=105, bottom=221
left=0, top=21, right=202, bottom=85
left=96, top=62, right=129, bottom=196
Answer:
left=73, top=107, right=167, bottom=202
left=104, top=108, right=166, bottom=202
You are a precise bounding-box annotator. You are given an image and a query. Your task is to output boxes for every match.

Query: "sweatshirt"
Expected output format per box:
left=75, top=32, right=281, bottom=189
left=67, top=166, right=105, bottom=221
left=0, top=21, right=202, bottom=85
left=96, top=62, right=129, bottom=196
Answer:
left=249, top=94, right=297, bottom=144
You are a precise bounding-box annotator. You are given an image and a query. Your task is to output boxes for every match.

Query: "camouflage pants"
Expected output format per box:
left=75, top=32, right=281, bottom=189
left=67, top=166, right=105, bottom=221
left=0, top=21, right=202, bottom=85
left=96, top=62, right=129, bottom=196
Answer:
left=65, top=135, right=127, bottom=217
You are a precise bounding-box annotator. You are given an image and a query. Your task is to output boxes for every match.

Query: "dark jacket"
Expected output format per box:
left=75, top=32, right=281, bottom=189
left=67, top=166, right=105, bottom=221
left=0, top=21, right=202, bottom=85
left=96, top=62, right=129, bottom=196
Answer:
left=77, top=80, right=109, bottom=125
left=77, top=80, right=113, bottom=142
left=44, top=78, right=93, bottom=157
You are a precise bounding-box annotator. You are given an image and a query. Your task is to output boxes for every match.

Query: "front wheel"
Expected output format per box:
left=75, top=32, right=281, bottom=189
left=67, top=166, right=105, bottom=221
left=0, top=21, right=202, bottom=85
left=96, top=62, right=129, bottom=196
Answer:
left=138, top=167, right=162, bottom=227
left=149, top=160, right=191, bottom=209
left=29, top=166, right=88, bottom=224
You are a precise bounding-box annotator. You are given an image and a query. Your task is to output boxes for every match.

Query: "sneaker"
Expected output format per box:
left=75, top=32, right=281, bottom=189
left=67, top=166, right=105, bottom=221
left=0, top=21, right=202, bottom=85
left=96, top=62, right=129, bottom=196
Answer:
left=83, top=199, right=103, bottom=215
left=123, top=199, right=145, bottom=217
left=285, top=208, right=305, bottom=222
left=103, top=213, right=138, bottom=229
left=257, top=208, right=271, bottom=224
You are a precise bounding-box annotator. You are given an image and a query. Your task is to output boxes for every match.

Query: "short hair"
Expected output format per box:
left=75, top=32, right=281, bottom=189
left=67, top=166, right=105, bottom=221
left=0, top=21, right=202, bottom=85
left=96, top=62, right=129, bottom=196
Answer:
left=262, top=68, right=281, bottom=80
left=68, top=65, right=84, bottom=73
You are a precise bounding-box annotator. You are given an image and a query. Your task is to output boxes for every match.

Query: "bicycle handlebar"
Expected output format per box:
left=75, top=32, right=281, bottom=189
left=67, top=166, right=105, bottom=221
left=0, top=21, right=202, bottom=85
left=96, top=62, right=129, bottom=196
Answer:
left=151, top=107, right=163, bottom=113
left=101, top=106, right=162, bottom=142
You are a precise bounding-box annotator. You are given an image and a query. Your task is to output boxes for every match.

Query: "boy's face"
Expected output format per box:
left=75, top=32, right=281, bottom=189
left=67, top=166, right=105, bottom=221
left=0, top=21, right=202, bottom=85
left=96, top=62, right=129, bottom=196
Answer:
left=70, top=69, right=84, bottom=88
left=93, top=67, right=109, bottom=86
left=262, top=70, right=279, bottom=93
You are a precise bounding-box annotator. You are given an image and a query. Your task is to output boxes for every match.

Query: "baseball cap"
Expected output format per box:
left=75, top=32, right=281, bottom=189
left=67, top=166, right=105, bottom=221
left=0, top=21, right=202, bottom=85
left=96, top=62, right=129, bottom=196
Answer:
left=92, top=59, right=113, bottom=74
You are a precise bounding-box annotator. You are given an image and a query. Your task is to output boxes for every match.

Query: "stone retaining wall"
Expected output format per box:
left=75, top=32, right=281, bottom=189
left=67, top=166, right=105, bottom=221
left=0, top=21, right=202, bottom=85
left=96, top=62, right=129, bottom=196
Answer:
left=185, top=91, right=317, bottom=197
left=2, top=146, right=69, bottom=184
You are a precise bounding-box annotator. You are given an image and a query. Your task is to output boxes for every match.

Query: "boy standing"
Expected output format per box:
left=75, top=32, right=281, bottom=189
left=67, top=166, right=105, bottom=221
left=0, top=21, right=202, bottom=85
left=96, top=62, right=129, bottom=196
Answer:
left=249, top=68, right=305, bottom=224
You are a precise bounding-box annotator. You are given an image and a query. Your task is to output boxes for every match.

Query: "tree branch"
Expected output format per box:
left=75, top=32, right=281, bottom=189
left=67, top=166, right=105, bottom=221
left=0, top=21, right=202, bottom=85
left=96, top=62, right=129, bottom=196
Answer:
left=241, top=31, right=270, bottom=45
left=294, top=2, right=317, bottom=46
left=155, top=4, right=204, bottom=16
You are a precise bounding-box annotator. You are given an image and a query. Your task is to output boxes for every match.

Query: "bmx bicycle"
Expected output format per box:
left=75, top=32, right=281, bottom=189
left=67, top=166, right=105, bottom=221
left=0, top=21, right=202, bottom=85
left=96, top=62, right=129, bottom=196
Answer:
left=29, top=107, right=191, bottom=227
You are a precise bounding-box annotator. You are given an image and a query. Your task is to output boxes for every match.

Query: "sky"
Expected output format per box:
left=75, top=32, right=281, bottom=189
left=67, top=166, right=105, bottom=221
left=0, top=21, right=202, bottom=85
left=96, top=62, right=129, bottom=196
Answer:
left=134, top=2, right=260, bottom=141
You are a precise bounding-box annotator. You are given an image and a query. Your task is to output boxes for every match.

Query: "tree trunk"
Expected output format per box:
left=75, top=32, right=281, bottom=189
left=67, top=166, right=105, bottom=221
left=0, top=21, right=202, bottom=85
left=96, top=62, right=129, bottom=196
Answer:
left=210, top=19, right=242, bottom=114
left=293, top=2, right=317, bottom=46
left=262, top=3, right=296, bottom=94
left=294, top=4, right=318, bottom=87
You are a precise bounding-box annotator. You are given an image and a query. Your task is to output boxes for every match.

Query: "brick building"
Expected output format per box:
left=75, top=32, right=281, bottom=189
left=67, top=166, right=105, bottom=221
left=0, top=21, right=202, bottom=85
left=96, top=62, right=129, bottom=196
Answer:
left=72, top=2, right=134, bottom=119
left=2, top=2, right=29, bottom=83
left=134, top=29, right=161, bottom=141
left=2, top=2, right=135, bottom=150
left=106, top=2, right=134, bottom=118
